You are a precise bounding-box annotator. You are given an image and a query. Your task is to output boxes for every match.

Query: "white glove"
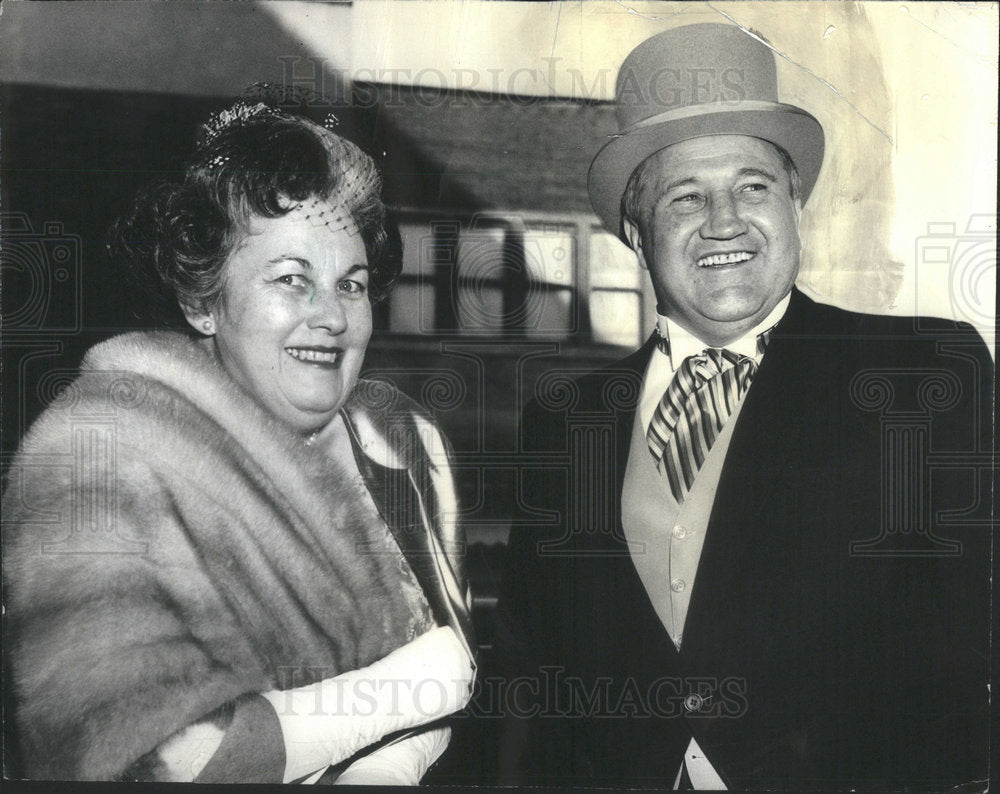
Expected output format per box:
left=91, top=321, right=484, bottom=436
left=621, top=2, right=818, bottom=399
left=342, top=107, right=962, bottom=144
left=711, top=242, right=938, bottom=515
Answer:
left=261, top=626, right=474, bottom=783
left=332, top=725, right=451, bottom=785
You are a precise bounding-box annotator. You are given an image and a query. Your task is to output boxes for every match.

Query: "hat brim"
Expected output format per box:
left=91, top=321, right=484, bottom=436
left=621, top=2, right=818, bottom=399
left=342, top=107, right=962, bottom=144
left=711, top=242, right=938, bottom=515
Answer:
left=588, top=102, right=825, bottom=238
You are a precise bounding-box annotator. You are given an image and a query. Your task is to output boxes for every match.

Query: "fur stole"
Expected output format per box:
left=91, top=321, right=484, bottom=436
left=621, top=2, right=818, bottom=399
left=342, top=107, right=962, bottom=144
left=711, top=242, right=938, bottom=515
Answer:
left=3, top=331, right=456, bottom=780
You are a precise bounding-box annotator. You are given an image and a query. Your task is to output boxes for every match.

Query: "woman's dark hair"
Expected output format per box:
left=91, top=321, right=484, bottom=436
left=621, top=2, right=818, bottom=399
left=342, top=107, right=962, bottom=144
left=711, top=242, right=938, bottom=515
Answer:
left=111, top=103, right=402, bottom=316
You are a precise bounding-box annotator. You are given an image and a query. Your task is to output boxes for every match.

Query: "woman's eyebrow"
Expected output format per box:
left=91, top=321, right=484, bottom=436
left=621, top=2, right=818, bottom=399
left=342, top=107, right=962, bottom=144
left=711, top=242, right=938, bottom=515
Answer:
left=266, top=255, right=312, bottom=269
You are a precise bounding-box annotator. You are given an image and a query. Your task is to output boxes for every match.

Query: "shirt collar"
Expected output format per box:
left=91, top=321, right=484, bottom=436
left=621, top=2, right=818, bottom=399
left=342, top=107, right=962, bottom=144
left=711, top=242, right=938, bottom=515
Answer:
left=655, top=292, right=792, bottom=368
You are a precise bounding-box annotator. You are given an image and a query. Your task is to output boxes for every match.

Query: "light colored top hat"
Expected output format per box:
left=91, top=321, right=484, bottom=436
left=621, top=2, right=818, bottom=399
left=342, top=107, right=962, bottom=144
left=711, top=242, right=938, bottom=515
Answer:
left=588, top=23, right=825, bottom=237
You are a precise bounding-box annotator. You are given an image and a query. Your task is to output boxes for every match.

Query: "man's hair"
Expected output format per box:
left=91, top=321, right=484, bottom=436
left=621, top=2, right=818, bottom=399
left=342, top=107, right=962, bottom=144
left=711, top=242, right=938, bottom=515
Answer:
left=620, top=137, right=801, bottom=239
left=110, top=111, right=402, bottom=316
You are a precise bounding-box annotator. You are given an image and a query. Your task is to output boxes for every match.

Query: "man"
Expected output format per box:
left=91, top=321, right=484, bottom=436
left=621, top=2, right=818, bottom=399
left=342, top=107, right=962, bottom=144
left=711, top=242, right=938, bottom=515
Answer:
left=496, top=23, right=991, bottom=789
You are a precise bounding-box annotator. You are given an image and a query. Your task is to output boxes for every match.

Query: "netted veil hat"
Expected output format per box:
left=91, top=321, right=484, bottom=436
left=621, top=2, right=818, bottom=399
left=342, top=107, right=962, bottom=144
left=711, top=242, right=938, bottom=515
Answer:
left=191, top=83, right=382, bottom=236
left=588, top=23, right=825, bottom=236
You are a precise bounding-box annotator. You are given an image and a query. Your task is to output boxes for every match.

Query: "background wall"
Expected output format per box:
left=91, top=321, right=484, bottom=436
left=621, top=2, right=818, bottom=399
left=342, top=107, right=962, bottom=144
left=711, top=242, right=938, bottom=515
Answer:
left=3, top=1, right=995, bottom=337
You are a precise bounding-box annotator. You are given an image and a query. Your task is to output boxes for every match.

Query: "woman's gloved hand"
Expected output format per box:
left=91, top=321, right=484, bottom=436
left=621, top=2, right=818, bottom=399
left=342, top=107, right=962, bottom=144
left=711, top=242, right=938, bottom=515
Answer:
left=261, top=625, right=475, bottom=783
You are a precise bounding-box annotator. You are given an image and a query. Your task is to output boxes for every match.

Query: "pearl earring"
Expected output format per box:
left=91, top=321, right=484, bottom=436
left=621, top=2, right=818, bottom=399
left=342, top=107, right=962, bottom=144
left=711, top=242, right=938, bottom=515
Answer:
left=202, top=321, right=213, bottom=333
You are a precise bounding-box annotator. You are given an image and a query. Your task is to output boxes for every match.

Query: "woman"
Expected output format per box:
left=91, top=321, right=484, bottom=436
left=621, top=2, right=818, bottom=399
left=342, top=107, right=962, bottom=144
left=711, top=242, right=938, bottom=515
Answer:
left=3, top=97, right=475, bottom=783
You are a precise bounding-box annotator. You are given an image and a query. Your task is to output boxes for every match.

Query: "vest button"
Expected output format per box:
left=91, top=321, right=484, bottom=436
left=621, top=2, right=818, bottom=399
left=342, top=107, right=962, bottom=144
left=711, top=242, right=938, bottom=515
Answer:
left=670, top=578, right=686, bottom=593
left=672, top=525, right=688, bottom=539
left=684, top=693, right=704, bottom=712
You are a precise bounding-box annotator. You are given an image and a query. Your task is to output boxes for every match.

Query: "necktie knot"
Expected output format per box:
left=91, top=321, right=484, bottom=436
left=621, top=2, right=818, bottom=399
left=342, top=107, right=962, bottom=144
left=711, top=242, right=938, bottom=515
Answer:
left=690, top=351, right=723, bottom=381
left=647, top=333, right=771, bottom=503
left=684, top=347, right=757, bottom=390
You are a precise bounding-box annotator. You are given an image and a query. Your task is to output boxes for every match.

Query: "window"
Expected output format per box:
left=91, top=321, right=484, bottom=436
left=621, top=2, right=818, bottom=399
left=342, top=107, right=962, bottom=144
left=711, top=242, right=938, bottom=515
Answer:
left=386, top=209, right=649, bottom=348
left=589, top=227, right=644, bottom=347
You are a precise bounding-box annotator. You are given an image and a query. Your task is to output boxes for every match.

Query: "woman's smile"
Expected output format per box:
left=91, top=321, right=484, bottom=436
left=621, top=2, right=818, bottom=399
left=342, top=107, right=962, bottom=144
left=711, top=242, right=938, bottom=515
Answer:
left=285, top=346, right=344, bottom=365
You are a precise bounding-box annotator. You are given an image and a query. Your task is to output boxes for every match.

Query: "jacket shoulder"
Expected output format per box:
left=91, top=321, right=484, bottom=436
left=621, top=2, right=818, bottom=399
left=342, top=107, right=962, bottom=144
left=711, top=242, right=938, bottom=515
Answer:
left=797, top=294, right=985, bottom=340
left=787, top=294, right=992, bottom=367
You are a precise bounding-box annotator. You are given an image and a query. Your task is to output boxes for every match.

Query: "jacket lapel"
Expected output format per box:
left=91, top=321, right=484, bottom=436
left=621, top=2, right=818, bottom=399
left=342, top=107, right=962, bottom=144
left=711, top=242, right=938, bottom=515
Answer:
left=678, top=289, right=828, bottom=662
left=600, top=335, right=688, bottom=671
left=611, top=334, right=660, bottom=500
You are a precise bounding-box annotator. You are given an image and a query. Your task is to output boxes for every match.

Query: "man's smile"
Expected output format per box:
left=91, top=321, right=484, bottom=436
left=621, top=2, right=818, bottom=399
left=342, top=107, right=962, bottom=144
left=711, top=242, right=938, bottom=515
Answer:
left=696, top=250, right=756, bottom=268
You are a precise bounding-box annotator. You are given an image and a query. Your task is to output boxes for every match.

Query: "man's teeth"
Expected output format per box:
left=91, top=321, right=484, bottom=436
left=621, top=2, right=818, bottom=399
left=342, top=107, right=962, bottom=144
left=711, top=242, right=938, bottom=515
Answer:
left=286, top=348, right=340, bottom=363
left=697, top=251, right=755, bottom=267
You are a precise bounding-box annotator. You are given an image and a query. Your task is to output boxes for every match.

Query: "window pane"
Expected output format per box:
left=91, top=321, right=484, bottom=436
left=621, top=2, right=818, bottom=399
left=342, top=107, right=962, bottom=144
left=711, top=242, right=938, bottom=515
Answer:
left=456, top=227, right=506, bottom=333
left=399, top=221, right=434, bottom=277
left=389, top=282, right=435, bottom=333
left=524, top=287, right=572, bottom=338
left=524, top=227, right=574, bottom=286
left=590, top=231, right=640, bottom=290
left=457, top=284, right=504, bottom=331
left=590, top=289, right=642, bottom=347
left=457, top=226, right=506, bottom=281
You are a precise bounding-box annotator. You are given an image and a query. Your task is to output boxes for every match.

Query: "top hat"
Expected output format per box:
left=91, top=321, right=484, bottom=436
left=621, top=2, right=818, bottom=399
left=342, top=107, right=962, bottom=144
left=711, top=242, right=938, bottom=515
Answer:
left=588, top=23, right=825, bottom=237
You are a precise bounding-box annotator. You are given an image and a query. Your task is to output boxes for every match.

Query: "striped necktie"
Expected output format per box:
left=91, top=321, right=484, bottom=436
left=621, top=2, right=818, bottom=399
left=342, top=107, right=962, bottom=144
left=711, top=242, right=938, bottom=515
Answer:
left=646, top=330, right=770, bottom=503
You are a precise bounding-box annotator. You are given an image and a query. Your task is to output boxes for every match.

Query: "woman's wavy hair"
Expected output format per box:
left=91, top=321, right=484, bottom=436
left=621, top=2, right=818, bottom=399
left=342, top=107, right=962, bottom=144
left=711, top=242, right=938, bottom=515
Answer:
left=110, top=102, right=401, bottom=318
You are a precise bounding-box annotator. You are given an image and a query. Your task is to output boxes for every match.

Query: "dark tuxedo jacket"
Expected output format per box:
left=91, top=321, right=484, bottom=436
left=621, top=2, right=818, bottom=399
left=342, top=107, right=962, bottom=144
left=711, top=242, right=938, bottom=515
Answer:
left=496, top=289, right=991, bottom=790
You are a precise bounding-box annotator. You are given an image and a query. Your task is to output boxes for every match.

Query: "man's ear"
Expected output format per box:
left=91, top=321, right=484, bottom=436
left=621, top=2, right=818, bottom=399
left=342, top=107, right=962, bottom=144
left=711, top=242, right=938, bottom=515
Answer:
left=622, top=216, right=648, bottom=270
left=792, top=197, right=803, bottom=226
left=181, top=303, right=216, bottom=336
